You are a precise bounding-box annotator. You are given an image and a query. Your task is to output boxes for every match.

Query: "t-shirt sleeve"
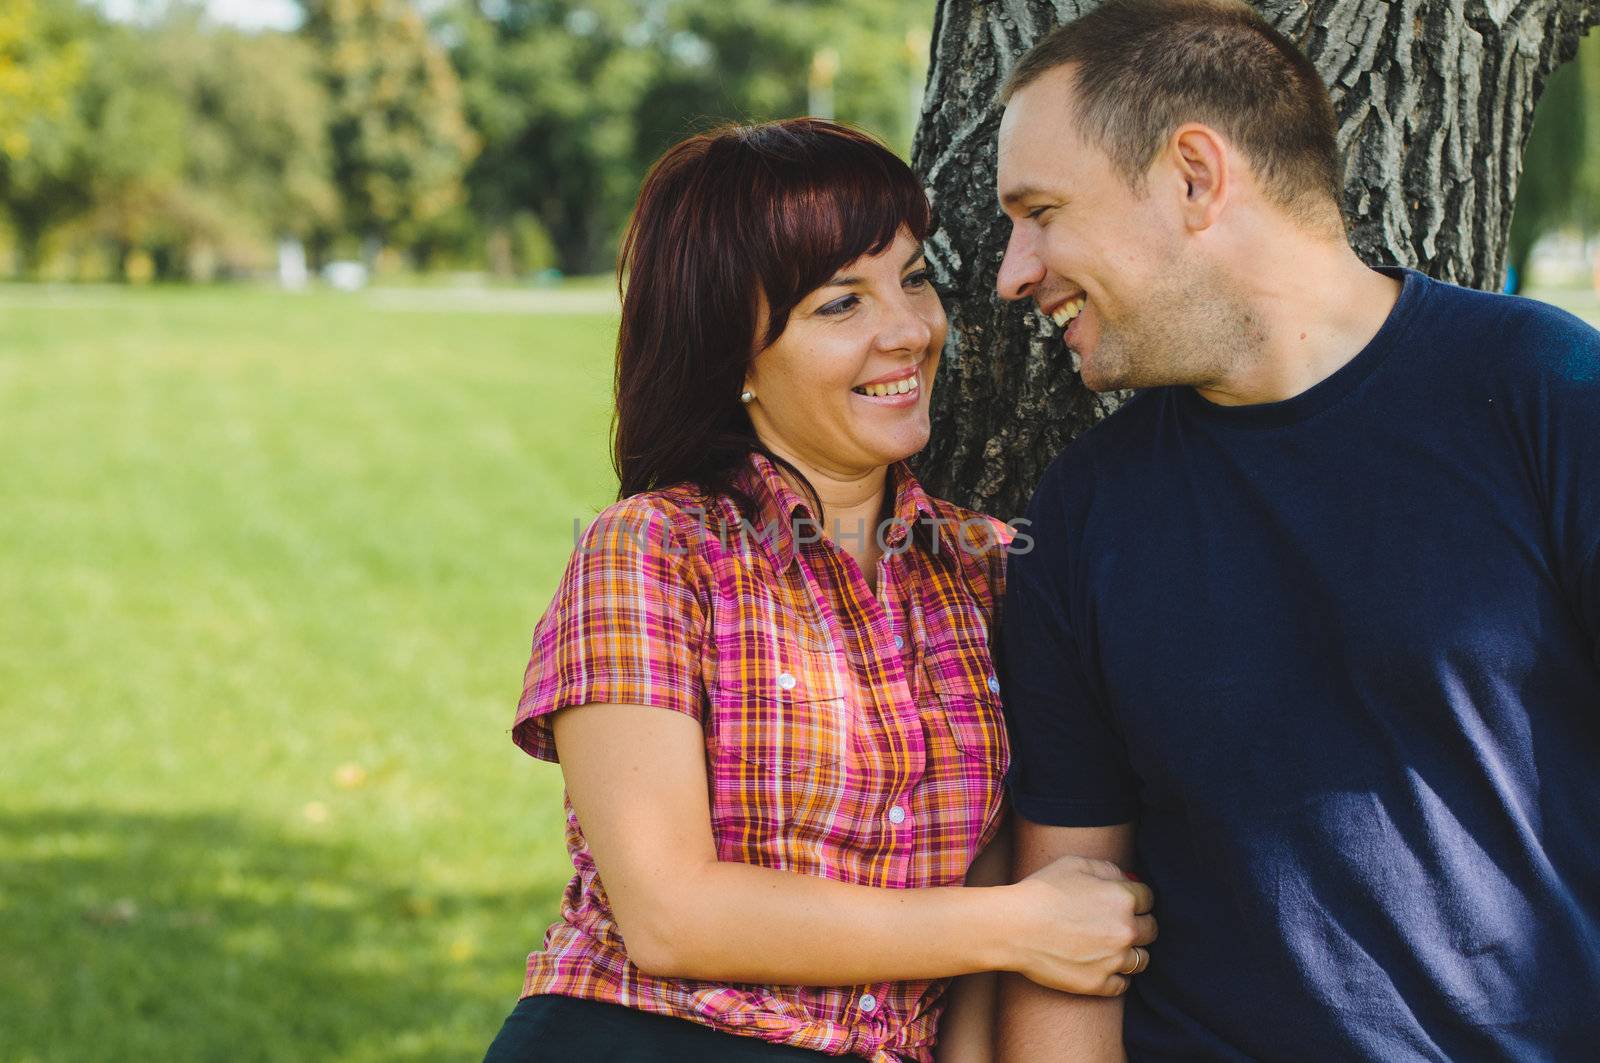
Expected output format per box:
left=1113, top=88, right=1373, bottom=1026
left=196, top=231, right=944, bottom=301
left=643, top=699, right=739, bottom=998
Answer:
left=1535, top=311, right=1600, bottom=664
left=511, top=499, right=709, bottom=763
left=999, top=447, right=1140, bottom=826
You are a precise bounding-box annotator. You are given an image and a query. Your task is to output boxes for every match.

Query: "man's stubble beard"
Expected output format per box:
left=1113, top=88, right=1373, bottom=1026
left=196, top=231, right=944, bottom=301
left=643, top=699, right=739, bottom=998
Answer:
left=1079, top=256, right=1259, bottom=393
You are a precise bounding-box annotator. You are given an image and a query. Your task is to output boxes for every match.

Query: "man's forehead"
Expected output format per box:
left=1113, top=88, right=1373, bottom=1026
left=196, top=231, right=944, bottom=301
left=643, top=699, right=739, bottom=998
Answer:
left=999, top=69, right=1080, bottom=153
left=997, top=88, right=1075, bottom=203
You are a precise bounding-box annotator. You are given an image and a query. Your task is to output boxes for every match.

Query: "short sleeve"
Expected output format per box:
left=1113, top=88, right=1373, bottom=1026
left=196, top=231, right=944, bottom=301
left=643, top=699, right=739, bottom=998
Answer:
left=1533, top=311, right=1600, bottom=663
left=511, top=498, right=709, bottom=762
left=999, top=447, right=1140, bottom=827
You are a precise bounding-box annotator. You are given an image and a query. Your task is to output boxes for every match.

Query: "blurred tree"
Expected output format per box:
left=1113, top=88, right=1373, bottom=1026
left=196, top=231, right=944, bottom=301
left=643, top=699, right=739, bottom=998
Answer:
left=0, top=0, right=92, bottom=273
left=173, top=24, right=341, bottom=250
left=3, top=4, right=342, bottom=280
left=1508, top=31, right=1600, bottom=287
left=0, top=0, right=85, bottom=161
left=440, top=0, right=930, bottom=275
left=300, top=0, right=479, bottom=266
left=78, top=11, right=342, bottom=278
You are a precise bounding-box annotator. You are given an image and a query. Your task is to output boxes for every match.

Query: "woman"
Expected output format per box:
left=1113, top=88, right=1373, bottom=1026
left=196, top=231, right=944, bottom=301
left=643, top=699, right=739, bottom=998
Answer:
left=485, top=119, right=1154, bottom=1063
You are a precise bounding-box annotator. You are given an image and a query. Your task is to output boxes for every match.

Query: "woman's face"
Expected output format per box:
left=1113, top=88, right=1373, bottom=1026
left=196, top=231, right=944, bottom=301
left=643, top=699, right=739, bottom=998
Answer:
left=744, top=227, right=946, bottom=477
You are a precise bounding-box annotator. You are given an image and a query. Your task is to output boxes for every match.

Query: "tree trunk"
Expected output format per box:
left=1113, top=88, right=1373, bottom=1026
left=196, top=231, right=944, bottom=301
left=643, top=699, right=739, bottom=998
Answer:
left=911, top=0, right=1600, bottom=518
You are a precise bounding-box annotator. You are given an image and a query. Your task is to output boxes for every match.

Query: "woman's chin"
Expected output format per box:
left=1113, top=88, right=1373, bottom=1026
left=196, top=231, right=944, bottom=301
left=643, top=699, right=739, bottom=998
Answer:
left=862, top=424, right=931, bottom=467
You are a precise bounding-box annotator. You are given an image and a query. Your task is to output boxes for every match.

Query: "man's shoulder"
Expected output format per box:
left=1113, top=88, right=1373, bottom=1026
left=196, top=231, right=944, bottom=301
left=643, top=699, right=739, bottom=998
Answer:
left=1495, top=292, right=1600, bottom=389
left=1408, top=271, right=1600, bottom=384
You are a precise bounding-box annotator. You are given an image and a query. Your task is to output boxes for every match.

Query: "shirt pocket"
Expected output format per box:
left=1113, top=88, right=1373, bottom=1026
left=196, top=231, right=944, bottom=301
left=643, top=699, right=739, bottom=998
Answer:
left=937, top=688, right=1011, bottom=773
left=920, top=596, right=1011, bottom=858
left=704, top=646, right=855, bottom=867
left=920, top=588, right=1009, bottom=769
left=707, top=662, right=850, bottom=774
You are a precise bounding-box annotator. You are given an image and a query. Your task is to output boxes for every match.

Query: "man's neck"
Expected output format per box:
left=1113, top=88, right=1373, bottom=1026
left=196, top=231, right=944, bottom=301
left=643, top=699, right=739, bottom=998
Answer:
left=1194, top=238, right=1403, bottom=408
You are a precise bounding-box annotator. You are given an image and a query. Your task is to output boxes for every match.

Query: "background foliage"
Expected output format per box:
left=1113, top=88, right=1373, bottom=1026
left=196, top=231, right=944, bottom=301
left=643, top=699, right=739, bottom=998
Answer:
left=0, top=0, right=933, bottom=281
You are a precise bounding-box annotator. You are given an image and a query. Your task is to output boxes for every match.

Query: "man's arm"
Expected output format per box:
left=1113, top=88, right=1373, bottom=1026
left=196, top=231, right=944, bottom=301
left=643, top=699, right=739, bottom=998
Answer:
left=933, top=813, right=1015, bottom=1063
left=997, top=819, right=1138, bottom=1063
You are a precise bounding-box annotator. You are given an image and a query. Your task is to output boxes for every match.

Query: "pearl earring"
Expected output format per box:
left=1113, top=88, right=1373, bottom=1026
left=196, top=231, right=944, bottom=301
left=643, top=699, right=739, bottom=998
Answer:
left=740, top=389, right=755, bottom=404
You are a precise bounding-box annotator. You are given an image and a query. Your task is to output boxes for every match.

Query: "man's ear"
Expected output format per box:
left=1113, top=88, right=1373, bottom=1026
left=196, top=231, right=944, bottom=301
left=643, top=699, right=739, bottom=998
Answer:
left=1169, top=123, right=1229, bottom=232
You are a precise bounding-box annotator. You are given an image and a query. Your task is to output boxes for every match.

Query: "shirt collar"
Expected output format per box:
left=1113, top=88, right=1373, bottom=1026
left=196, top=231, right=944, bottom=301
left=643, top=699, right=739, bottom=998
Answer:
left=731, top=450, right=946, bottom=572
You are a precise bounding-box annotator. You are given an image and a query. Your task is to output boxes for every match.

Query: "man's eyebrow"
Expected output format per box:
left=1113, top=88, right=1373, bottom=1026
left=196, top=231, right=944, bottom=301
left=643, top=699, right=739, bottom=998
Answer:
left=824, top=247, right=928, bottom=288
left=1000, top=184, right=1053, bottom=208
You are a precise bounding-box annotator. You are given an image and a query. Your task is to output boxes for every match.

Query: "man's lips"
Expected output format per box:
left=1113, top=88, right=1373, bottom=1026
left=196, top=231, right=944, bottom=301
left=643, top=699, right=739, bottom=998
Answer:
left=1043, top=293, right=1087, bottom=330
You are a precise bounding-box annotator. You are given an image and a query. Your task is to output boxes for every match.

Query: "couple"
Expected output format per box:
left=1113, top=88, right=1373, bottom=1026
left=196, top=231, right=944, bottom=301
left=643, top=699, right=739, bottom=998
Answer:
left=487, top=1, right=1600, bottom=1060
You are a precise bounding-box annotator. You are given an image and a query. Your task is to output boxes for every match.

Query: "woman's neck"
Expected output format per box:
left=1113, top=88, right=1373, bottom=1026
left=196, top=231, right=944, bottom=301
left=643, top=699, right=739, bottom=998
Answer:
left=764, top=447, right=892, bottom=588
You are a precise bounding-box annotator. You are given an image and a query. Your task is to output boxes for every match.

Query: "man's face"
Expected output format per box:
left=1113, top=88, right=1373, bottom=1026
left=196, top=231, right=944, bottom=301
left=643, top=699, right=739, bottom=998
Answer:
left=996, top=66, right=1240, bottom=392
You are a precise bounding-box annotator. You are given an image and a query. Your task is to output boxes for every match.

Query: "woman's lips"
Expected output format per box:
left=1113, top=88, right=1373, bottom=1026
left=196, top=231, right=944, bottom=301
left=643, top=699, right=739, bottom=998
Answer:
left=851, top=370, right=921, bottom=406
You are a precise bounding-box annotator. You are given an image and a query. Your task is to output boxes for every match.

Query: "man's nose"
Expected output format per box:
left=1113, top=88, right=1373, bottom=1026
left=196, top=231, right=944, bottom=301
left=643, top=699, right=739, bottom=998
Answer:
left=996, top=225, right=1045, bottom=302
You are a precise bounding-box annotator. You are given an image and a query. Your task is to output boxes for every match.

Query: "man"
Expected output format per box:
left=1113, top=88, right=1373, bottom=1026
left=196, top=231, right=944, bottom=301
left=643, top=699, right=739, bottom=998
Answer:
left=991, top=1, right=1600, bottom=1060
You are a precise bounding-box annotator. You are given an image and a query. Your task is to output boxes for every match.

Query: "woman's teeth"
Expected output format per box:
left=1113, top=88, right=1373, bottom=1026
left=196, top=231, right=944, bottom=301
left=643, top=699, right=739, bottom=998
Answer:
left=1050, top=296, right=1086, bottom=329
left=852, top=375, right=919, bottom=397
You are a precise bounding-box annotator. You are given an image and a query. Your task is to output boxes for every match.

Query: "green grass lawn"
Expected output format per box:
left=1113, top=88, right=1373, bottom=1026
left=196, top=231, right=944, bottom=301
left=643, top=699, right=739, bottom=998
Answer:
left=0, top=284, right=620, bottom=1061
left=3, top=278, right=1595, bottom=1062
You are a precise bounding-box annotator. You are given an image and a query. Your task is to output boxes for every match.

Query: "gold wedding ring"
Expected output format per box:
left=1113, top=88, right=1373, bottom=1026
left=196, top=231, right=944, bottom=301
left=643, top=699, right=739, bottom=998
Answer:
left=1118, top=946, right=1149, bottom=976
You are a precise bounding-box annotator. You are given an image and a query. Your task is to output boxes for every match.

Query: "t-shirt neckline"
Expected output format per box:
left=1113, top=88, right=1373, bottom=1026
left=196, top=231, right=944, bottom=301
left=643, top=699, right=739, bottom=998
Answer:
left=1174, top=266, right=1424, bottom=429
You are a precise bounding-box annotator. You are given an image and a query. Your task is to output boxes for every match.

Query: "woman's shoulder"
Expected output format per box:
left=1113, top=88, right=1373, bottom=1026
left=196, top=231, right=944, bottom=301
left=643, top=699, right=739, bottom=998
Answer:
left=918, top=490, right=1014, bottom=557
left=918, top=492, right=1014, bottom=609
left=576, top=484, right=732, bottom=554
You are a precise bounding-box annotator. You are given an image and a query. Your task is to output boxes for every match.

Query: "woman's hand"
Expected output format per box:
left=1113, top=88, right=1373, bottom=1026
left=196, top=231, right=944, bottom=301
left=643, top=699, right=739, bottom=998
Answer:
left=1000, top=855, right=1157, bottom=996
left=553, top=701, right=1152, bottom=992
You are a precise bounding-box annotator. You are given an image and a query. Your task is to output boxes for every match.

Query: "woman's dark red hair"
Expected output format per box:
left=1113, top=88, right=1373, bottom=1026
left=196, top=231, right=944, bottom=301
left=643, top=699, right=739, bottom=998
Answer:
left=612, top=117, right=932, bottom=522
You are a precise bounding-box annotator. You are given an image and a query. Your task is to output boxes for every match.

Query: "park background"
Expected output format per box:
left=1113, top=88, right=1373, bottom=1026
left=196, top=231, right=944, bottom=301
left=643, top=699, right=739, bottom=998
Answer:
left=1, top=1, right=1597, bottom=1060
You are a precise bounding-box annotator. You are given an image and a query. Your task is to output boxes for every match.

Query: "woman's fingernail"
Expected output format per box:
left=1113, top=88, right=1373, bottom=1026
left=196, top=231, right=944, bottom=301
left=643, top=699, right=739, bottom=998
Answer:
left=1124, top=871, right=1141, bottom=882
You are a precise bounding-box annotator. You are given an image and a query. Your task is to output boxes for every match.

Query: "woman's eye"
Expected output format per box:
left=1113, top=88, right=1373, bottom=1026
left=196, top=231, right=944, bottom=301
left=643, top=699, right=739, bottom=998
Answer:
left=817, top=295, right=859, bottom=316
left=904, top=270, right=931, bottom=289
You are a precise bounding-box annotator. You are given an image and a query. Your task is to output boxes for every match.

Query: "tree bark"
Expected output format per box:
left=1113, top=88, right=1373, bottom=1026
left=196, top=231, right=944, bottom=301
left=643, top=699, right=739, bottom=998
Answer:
left=911, top=0, right=1600, bottom=518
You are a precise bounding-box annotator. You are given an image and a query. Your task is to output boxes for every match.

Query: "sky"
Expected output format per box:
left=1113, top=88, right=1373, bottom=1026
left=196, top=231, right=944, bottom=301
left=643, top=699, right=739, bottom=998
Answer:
left=205, top=0, right=302, bottom=29
left=98, top=0, right=304, bottom=31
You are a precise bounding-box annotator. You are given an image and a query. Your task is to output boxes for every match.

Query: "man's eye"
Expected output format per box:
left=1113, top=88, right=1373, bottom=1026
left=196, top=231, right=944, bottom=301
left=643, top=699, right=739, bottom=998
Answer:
left=1027, top=206, right=1051, bottom=221
left=904, top=270, right=930, bottom=289
left=817, top=295, right=859, bottom=316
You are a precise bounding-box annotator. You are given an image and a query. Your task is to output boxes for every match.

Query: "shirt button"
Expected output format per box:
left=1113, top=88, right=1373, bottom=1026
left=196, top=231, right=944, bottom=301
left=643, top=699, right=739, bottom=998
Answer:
left=860, top=992, right=878, bottom=1014
left=777, top=672, right=797, bottom=690
left=987, top=675, right=1001, bottom=694
left=887, top=805, right=906, bottom=825
left=893, top=635, right=905, bottom=650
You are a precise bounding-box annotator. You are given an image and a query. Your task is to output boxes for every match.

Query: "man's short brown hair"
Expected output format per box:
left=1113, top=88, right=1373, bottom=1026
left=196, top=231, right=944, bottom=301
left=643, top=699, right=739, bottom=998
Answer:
left=1002, top=0, right=1343, bottom=227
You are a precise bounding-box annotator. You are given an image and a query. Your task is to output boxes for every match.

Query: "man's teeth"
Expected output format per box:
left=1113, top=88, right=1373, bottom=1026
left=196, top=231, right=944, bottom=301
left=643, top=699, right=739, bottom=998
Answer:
left=1049, top=296, right=1087, bottom=329
left=852, top=375, right=919, bottom=397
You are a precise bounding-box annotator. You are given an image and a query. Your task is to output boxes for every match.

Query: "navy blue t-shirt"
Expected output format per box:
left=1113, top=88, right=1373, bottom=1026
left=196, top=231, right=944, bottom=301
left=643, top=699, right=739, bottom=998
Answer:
left=1000, top=268, right=1600, bottom=1061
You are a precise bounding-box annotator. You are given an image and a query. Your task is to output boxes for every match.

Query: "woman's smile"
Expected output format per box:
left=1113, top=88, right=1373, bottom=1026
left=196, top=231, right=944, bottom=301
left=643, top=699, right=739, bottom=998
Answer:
left=850, top=363, right=925, bottom=407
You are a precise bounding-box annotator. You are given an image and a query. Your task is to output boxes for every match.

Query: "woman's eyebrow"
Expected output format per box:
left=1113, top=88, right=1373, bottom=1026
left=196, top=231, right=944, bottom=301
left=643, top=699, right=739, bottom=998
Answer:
left=824, top=248, right=927, bottom=288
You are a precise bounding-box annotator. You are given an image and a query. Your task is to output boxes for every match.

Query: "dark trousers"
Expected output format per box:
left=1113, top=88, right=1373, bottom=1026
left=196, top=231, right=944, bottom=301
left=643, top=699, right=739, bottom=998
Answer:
left=482, top=993, right=842, bottom=1062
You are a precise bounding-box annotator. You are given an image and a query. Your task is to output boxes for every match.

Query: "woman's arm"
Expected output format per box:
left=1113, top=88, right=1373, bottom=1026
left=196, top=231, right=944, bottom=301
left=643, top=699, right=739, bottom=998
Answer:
left=933, top=812, right=1014, bottom=1063
left=550, top=702, right=1152, bottom=991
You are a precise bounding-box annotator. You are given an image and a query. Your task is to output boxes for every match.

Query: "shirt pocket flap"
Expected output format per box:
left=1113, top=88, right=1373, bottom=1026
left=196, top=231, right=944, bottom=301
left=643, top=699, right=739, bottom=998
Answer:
left=709, top=652, right=850, bottom=773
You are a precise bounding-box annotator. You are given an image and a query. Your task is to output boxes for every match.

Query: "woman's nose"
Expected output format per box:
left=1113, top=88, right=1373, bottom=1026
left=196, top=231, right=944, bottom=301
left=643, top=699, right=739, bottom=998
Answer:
left=878, top=290, right=935, bottom=353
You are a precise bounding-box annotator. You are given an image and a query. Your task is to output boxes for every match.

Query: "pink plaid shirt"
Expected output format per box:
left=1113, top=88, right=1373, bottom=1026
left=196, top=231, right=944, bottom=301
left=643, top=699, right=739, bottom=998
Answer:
left=511, top=449, right=1013, bottom=1062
